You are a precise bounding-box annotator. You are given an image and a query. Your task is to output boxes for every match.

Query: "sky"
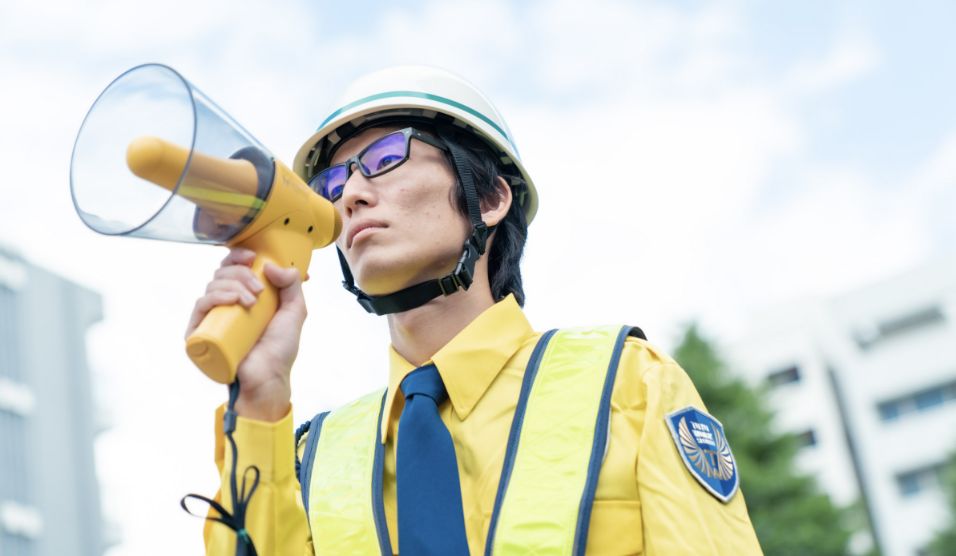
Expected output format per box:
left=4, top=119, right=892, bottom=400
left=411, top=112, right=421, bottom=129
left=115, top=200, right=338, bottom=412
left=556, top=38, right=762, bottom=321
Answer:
left=1, top=0, right=955, bottom=553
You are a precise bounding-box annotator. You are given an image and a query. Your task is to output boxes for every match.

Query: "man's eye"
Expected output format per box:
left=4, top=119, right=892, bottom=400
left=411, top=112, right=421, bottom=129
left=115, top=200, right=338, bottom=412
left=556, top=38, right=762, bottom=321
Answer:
left=376, top=155, right=403, bottom=171
left=328, top=184, right=344, bottom=200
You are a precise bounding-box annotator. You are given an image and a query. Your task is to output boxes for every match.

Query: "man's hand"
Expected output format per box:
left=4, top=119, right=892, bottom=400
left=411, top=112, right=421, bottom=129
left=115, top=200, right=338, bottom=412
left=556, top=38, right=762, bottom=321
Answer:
left=186, top=247, right=307, bottom=421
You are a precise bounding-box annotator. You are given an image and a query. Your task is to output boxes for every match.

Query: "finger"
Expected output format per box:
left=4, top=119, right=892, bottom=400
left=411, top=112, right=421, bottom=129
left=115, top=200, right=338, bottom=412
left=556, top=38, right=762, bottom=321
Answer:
left=220, top=247, right=257, bottom=268
left=213, top=265, right=265, bottom=293
left=198, top=288, right=254, bottom=312
left=204, top=278, right=259, bottom=305
left=185, top=290, right=242, bottom=338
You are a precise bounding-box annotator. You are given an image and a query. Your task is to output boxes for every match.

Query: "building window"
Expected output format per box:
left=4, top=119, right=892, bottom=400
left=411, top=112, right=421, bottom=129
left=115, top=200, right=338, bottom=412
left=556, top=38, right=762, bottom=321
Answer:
left=0, top=500, right=43, bottom=538
left=767, top=365, right=801, bottom=388
left=877, top=378, right=956, bottom=422
left=877, top=401, right=901, bottom=422
left=0, top=379, right=35, bottom=416
left=795, top=429, right=817, bottom=448
left=914, top=388, right=945, bottom=411
left=856, top=305, right=946, bottom=350
left=880, top=306, right=946, bottom=337
left=897, top=464, right=944, bottom=498
left=898, top=473, right=922, bottom=497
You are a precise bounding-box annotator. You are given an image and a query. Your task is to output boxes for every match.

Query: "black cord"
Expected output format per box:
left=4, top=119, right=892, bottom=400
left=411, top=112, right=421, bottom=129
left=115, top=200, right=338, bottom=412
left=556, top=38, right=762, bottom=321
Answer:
left=182, top=379, right=260, bottom=556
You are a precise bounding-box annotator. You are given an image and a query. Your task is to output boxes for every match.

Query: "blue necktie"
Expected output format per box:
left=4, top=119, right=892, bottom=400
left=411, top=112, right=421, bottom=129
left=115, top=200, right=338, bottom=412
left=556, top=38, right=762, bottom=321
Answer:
left=397, top=364, right=470, bottom=555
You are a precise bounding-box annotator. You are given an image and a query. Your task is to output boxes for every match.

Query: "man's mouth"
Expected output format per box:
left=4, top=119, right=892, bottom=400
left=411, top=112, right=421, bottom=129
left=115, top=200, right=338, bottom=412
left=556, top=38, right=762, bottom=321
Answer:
left=347, top=221, right=387, bottom=248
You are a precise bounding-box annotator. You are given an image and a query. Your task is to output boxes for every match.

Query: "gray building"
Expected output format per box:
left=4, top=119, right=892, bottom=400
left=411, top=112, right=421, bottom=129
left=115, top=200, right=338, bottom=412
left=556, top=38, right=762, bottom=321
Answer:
left=0, top=246, right=106, bottom=555
left=728, top=257, right=956, bottom=556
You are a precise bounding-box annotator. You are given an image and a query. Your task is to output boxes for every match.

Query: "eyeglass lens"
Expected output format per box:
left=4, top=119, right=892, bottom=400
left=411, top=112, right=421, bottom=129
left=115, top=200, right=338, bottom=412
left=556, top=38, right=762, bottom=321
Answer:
left=311, top=130, right=410, bottom=201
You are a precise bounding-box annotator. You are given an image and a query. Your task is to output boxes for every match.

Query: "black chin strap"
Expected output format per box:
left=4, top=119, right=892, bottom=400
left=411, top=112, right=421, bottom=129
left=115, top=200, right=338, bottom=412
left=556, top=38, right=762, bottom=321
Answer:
left=338, top=225, right=491, bottom=315
left=339, top=128, right=491, bottom=316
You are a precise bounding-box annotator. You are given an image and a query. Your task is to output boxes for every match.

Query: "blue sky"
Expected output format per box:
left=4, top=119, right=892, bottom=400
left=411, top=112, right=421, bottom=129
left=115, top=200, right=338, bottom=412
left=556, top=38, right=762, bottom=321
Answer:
left=750, top=1, right=956, bottom=184
left=1, top=0, right=954, bottom=553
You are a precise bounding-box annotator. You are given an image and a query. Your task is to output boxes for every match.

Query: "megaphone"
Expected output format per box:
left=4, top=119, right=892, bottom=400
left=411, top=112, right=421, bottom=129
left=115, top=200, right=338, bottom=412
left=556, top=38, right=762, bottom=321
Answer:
left=70, top=63, right=341, bottom=384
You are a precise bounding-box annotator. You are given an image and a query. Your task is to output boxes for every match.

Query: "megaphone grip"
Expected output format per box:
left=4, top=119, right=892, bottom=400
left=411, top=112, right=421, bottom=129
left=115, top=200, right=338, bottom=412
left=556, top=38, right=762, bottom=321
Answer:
left=186, top=254, right=280, bottom=384
left=186, top=225, right=315, bottom=384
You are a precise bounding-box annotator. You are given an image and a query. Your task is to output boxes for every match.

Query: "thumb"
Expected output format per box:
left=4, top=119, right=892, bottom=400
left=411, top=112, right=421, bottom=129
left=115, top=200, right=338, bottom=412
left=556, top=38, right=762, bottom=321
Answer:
left=263, top=263, right=306, bottom=313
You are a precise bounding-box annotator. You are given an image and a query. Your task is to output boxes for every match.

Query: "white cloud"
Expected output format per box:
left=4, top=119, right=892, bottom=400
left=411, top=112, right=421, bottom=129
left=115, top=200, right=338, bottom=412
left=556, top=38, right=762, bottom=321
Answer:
left=902, top=131, right=956, bottom=255
left=525, top=1, right=745, bottom=99
left=513, top=82, right=802, bottom=340
left=783, top=32, right=882, bottom=96
left=741, top=166, right=929, bottom=294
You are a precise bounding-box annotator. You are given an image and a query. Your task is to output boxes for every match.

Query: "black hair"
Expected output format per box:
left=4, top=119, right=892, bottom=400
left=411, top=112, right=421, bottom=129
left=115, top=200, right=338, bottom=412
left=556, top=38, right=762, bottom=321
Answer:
left=439, top=130, right=529, bottom=306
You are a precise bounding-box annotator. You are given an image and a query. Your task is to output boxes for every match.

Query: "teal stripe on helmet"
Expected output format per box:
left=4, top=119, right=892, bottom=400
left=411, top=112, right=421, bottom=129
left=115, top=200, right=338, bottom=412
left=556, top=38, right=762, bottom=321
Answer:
left=318, top=91, right=517, bottom=155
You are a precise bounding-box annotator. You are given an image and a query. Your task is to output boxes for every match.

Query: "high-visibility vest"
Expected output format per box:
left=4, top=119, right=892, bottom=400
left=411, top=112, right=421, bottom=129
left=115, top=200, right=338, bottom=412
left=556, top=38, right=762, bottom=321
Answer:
left=296, top=325, right=644, bottom=555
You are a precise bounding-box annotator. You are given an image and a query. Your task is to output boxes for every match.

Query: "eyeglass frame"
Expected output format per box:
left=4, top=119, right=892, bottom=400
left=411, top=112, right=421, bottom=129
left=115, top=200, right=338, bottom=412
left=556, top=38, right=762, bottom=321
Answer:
left=308, top=127, right=449, bottom=202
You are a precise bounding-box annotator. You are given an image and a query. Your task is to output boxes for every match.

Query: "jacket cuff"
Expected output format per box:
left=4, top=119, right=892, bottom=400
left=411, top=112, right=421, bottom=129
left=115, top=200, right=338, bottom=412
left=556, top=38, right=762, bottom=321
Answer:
left=214, top=403, right=296, bottom=483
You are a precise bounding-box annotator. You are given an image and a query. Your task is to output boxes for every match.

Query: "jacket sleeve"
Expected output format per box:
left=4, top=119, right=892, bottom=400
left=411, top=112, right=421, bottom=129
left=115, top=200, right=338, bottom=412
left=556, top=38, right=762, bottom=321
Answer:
left=204, top=404, right=314, bottom=555
left=624, top=339, right=764, bottom=555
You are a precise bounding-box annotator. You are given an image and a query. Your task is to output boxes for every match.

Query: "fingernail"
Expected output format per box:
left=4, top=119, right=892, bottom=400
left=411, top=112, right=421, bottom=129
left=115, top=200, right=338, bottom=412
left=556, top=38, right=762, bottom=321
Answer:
left=251, top=278, right=264, bottom=292
left=241, top=292, right=256, bottom=305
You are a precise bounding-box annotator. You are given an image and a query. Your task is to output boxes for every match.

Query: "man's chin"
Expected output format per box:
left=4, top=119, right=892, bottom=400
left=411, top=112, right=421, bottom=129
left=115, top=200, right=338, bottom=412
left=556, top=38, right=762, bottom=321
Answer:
left=349, top=255, right=456, bottom=295
left=352, top=265, right=415, bottom=296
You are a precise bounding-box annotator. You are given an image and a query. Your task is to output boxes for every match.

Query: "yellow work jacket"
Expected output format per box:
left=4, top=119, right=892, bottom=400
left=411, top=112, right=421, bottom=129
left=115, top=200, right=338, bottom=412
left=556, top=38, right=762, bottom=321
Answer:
left=204, top=294, right=763, bottom=555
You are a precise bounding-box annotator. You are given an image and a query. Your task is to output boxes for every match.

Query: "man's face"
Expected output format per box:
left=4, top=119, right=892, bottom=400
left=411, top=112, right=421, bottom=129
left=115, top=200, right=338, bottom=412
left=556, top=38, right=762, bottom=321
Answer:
left=329, top=126, right=470, bottom=295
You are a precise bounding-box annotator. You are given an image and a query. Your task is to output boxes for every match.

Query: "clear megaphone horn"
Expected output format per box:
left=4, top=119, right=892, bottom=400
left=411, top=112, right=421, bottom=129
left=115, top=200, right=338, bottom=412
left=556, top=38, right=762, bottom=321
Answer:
left=70, top=63, right=341, bottom=384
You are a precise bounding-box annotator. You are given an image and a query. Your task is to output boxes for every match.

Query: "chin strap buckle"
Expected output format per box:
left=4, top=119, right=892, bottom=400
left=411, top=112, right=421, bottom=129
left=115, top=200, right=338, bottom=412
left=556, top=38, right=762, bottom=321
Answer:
left=470, top=222, right=490, bottom=255
left=440, top=253, right=472, bottom=296
left=438, top=274, right=462, bottom=296
left=441, top=225, right=487, bottom=296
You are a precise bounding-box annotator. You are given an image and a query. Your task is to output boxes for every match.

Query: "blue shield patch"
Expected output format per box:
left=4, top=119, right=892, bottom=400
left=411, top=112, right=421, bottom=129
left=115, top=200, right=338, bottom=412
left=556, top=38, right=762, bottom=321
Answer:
left=665, top=407, right=739, bottom=503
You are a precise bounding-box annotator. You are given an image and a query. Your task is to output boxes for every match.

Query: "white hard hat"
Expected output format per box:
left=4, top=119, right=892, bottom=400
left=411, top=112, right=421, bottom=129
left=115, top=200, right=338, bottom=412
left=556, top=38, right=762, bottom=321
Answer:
left=293, top=65, right=538, bottom=223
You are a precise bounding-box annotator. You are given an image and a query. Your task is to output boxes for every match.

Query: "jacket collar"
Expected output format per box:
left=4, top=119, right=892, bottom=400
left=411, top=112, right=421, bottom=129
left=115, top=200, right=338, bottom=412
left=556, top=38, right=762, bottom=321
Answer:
left=380, top=294, right=534, bottom=443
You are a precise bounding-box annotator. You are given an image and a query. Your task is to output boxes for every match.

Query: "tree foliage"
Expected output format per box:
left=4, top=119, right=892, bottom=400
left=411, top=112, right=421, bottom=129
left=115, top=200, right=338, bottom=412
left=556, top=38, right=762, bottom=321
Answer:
left=673, top=324, right=855, bottom=555
left=925, top=451, right=956, bottom=556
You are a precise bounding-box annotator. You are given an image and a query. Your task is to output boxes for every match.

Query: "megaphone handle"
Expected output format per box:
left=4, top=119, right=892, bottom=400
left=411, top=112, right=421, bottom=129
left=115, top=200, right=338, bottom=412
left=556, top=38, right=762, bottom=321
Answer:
left=186, top=224, right=312, bottom=384
left=185, top=256, right=279, bottom=384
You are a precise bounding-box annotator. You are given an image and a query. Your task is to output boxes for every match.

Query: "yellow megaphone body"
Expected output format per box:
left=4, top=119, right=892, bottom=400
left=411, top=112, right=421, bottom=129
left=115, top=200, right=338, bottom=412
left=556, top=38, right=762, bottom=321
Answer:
left=71, top=64, right=341, bottom=384
left=125, top=136, right=340, bottom=383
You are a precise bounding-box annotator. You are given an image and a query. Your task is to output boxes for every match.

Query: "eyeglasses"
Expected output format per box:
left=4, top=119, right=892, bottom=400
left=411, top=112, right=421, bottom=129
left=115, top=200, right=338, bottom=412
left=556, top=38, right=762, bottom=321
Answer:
left=308, top=127, right=447, bottom=202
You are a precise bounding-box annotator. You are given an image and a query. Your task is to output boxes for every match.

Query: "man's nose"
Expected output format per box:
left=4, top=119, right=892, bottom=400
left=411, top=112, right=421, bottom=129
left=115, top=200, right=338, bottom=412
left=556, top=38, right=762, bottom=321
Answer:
left=340, top=162, right=377, bottom=217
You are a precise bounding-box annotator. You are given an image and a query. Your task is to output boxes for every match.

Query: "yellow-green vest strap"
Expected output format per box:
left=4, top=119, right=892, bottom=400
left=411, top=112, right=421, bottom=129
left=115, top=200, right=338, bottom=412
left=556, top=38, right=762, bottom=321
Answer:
left=306, top=388, right=391, bottom=555
left=487, top=325, right=634, bottom=556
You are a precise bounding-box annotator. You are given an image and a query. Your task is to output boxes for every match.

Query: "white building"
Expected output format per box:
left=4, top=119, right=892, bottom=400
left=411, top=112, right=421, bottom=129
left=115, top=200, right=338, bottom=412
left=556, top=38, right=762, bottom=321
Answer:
left=0, top=246, right=110, bottom=555
left=727, top=257, right=956, bottom=556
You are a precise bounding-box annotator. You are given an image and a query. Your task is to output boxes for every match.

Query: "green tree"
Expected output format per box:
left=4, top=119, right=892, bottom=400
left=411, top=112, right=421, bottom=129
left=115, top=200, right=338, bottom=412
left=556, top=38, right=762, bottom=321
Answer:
left=673, top=324, right=856, bottom=555
left=925, top=451, right=956, bottom=556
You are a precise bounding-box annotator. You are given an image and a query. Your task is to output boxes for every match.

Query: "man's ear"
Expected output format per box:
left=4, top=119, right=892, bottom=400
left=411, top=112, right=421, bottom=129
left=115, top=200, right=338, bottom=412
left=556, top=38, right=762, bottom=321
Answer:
left=482, top=176, right=513, bottom=227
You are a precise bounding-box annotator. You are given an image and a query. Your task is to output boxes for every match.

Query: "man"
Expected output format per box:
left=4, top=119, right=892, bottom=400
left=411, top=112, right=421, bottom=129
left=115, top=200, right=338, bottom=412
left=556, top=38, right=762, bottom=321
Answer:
left=191, top=66, right=763, bottom=555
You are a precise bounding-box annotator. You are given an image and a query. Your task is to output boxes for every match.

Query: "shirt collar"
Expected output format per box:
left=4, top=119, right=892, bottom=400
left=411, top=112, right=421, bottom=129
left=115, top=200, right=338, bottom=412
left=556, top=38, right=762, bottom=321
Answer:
left=380, top=294, right=534, bottom=443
